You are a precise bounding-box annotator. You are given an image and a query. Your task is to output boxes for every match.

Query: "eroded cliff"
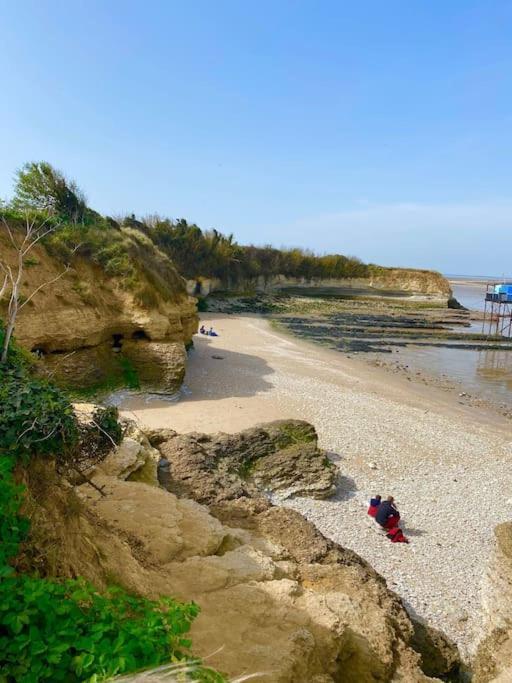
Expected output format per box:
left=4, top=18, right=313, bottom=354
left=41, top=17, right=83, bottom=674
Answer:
left=474, top=522, right=512, bottom=682
left=187, top=266, right=452, bottom=301
left=0, top=227, right=197, bottom=393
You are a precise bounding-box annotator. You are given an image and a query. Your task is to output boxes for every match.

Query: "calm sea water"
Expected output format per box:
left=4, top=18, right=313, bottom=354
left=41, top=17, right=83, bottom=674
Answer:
left=379, top=277, right=512, bottom=408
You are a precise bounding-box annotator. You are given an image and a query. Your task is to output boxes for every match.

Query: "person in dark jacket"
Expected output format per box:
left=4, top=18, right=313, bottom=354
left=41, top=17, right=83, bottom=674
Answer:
left=375, top=496, right=400, bottom=529
left=157, top=455, right=171, bottom=490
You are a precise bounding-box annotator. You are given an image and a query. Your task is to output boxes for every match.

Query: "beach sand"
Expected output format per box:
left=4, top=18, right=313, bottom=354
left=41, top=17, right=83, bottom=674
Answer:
left=119, top=314, right=512, bottom=656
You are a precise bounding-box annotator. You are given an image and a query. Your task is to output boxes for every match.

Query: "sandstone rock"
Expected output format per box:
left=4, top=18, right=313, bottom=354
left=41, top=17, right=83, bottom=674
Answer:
left=74, top=475, right=436, bottom=681
left=156, top=419, right=337, bottom=507
left=474, top=522, right=512, bottom=682
left=94, top=424, right=161, bottom=484
left=98, top=438, right=145, bottom=478
left=251, top=442, right=337, bottom=498
left=1, top=232, right=198, bottom=392
left=77, top=476, right=226, bottom=564
left=410, top=618, right=460, bottom=679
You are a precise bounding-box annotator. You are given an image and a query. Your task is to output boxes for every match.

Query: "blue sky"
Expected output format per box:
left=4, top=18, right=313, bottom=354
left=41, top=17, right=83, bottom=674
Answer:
left=1, top=1, right=511, bottom=276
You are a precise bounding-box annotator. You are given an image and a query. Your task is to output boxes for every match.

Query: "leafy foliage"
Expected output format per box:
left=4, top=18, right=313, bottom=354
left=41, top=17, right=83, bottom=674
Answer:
left=91, top=406, right=123, bottom=446
left=12, top=162, right=90, bottom=224
left=138, top=216, right=369, bottom=283
left=0, top=456, right=30, bottom=574
left=0, top=329, right=78, bottom=460
left=0, top=577, right=210, bottom=682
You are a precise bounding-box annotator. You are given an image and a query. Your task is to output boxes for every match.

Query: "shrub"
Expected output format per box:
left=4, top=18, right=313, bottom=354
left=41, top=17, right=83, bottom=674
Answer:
left=91, top=406, right=123, bottom=446
left=0, top=457, right=29, bottom=574
left=0, top=368, right=78, bottom=460
left=196, top=297, right=208, bottom=312
left=0, top=577, right=209, bottom=682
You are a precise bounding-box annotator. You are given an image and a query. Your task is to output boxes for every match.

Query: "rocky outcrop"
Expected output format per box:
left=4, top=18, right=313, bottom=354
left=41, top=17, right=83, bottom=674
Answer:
left=473, top=523, right=512, bottom=682
left=187, top=267, right=452, bottom=301
left=153, top=420, right=338, bottom=517
left=21, top=421, right=463, bottom=682
left=1, top=229, right=197, bottom=393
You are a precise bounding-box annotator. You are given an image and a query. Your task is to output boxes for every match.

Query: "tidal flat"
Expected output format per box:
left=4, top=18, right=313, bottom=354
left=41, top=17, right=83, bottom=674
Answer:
left=206, top=291, right=512, bottom=412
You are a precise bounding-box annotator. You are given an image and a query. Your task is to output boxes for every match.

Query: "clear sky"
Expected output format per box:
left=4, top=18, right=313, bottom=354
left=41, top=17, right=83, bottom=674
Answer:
left=1, top=1, right=511, bottom=276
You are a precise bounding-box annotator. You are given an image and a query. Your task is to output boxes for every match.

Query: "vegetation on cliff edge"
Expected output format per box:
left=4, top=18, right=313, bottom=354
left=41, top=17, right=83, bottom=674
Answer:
left=1, top=160, right=399, bottom=291
left=0, top=329, right=224, bottom=682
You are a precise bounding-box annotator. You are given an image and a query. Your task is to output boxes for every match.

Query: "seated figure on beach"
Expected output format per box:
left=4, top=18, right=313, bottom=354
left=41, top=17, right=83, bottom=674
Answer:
left=209, top=327, right=218, bottom=337
left=368, top=494, right=381, bottom=518
left=375, top=495, right=400, bottom=529
left=199, top=325, right=206, bottom=334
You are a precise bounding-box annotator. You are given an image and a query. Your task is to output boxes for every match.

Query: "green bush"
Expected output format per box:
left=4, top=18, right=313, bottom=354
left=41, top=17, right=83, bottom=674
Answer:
left=196, top=297, right=208, bottom=312
left=91, top=406, right=123, bottom=446
left=0, top=577, right=208, bottom=682
left=0, top=457, right=29, bottom=574
left=0, top=368, right=78, bottom=460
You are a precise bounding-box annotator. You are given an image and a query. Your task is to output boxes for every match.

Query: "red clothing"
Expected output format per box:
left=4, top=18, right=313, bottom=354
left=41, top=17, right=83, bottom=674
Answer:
left=387, top=527, right=409, bottom=543
left=368, top=504, right=379, bottom=518
left=383, top=514, right=400, bottom=529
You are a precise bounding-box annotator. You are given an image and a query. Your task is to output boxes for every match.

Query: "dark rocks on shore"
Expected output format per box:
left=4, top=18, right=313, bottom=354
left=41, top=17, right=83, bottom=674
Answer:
left=448, top=296, right=468, bottom=311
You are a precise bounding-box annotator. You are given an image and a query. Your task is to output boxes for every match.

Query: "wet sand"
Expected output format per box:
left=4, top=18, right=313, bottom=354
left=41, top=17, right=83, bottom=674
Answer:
left=119, top=314, right=512, bottom=655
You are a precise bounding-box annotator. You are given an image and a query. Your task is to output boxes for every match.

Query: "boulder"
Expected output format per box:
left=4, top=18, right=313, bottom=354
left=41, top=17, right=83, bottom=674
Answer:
left=95, top=424, right=161, bottom=484
left=97, top=438, right=145, bottom=479
left=156, top=419, right=337, bottom=507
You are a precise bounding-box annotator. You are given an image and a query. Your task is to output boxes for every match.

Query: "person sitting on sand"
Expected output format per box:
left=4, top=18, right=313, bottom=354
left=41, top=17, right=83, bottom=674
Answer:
left=368, top=494, right=381, bottom=518
left=375, top=496, right=400, bottom=529
left=209, top=327, right=218, bottom=337
left=199, top=325, right=206, bottom=334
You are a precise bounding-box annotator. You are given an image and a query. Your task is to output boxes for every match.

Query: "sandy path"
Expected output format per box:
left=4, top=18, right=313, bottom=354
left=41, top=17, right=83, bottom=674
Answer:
left=119, top=314, right=512, bottom=656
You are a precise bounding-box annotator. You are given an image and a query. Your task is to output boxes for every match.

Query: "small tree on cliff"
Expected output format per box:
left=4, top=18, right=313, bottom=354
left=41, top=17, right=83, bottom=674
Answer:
left=0, top=213, right=77, bottom=364
left=12, top=161, right=88, bottom=224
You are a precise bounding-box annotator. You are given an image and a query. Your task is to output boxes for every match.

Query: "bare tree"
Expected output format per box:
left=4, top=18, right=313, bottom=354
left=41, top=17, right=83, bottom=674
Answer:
left=0, top=212, right=77, bottom=364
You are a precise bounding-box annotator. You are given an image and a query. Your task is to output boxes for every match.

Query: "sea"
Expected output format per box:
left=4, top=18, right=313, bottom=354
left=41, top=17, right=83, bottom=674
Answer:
left=389, top=276, right=512, bottom=408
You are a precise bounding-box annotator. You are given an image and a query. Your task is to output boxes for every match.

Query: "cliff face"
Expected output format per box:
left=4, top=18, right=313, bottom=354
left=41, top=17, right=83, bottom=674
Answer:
left=1, top=231, right=198, bottom=393
left=187, top=267, right=452, bottom=301
left=474, top=523, right=512, bottom=682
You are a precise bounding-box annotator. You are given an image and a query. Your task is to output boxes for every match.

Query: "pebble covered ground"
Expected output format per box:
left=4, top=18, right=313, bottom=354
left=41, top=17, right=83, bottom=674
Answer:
left=271, top=368, right=512, bottom=658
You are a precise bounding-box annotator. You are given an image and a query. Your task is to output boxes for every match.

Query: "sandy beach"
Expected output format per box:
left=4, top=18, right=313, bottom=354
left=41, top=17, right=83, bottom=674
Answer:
left=119, top=314, right=512, bottom=656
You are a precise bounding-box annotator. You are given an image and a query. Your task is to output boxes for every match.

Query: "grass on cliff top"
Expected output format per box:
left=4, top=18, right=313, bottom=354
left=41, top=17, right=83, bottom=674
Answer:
left=1, top=210, right=188, bottom=308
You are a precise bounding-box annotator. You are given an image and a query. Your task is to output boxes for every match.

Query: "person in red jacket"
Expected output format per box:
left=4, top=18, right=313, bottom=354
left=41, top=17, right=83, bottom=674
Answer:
left=367, top=495, right=381, bottom=518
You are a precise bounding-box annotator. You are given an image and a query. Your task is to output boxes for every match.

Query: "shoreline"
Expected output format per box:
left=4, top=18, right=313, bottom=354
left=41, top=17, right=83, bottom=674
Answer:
left=119, top=314, right=512, bottom=656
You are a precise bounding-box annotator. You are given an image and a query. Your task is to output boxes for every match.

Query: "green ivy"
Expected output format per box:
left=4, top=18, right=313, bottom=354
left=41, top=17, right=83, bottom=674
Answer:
left=0, top=368, right=78, bottom=459
left=0, top=456, right=30, bottom=575
left=0, top=577, right=208, bottom=682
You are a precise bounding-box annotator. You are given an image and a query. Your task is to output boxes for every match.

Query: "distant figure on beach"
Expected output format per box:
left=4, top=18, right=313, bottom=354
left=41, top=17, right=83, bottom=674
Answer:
left=368, top=494, right=381, bottom=518
left=199, top=325, right=206, bottom=334
left=375, top=496, right=400, bottom=529
left=209, top=327, right=218, bottom=337
left=157, top=455, right=171, bottom=490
